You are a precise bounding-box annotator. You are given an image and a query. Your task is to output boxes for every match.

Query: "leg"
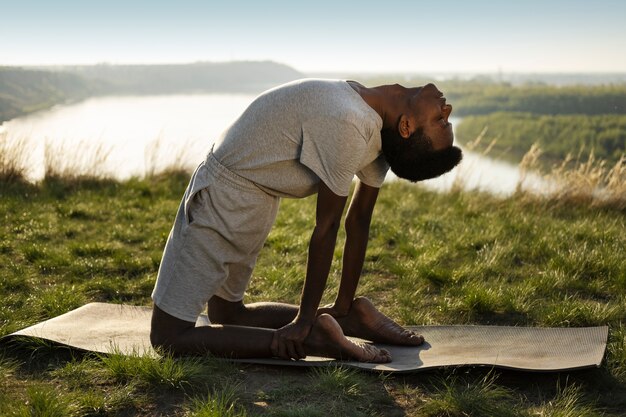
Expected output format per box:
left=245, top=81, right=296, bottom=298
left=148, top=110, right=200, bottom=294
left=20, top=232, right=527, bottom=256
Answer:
left=333, top=297, right=424, bottom=346
left=151, top=304, right=273, bottom=357
left=208, top=295, right=298, bottom=329
left=209, top=295, right=422, bottom=347
left=151, top=305, right=390, bottom=362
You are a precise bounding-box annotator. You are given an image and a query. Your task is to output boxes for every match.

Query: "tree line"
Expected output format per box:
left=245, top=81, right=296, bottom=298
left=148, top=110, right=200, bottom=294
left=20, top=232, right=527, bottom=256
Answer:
left=0, top=62, right=303, bottom=124
left=438, top=81, right=626, bottom=165
left=3, top=68, right=626, bottom=166
left=451, top=84, right=626, bottom=116
left=0, top=68, right=94, bottom=124
left=456, top=112, right=626, bottom=165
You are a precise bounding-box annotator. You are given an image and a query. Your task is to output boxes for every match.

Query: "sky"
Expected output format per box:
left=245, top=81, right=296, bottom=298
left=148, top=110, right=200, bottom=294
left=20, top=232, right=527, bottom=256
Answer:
left=2, top=0, right=626, bottom=74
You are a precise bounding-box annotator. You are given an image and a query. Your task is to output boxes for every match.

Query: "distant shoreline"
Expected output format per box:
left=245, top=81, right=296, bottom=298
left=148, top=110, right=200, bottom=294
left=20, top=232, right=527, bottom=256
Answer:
left=3, top=62, right=626, bottom=125
left=0, top=61, right=304, bottom=124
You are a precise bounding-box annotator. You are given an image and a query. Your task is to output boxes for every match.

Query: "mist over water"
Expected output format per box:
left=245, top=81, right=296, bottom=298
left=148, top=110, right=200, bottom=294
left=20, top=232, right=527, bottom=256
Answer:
left=1, top=95, right=549, bottom=195
left=1, top=94, right=254, bottom=180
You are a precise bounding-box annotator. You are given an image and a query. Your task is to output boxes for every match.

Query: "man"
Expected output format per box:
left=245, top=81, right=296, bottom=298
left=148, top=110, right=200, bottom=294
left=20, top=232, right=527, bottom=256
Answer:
left=150, top=79, right=461, bottom=363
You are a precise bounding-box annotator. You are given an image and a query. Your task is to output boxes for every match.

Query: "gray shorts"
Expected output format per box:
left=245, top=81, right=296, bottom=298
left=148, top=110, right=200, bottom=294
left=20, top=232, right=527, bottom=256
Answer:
left=151, top=152, right=280, bottom=322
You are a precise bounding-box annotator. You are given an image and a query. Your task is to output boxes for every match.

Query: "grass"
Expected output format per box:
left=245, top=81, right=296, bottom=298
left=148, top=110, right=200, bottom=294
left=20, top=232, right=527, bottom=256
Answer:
left=186, top=386, right=248, bottom=417
left=419, top=373, right=524, bottom=417
left=533, top=382, right=602, bottom=417
left=1, top=142, right=625, bottom=415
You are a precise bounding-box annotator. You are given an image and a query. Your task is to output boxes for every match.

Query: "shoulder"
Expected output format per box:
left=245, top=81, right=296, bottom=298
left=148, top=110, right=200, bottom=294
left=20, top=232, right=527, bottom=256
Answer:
left=253, top=79, right=352, bottom=111
left=264, top=78, right=347, bottom=95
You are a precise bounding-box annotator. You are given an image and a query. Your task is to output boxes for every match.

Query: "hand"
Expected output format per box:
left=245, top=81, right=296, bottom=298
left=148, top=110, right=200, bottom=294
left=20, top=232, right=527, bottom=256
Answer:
left=271, top=320, right=312, bottom=360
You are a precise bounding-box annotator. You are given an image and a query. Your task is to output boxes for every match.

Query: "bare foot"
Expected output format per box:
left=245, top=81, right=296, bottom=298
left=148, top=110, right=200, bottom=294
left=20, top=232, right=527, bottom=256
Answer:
left=335, top=297, right=424, bottom=346
left=305, top=314, right=391, bottom=363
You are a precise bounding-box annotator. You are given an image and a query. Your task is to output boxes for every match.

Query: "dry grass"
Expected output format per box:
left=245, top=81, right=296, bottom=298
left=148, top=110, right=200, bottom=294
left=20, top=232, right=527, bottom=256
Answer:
left=516, top=143, right=543, bottom=194
left=456, top=125, right=626, bottom=210
left=0, top=134, right=197, bottom=185
left=43, top=139, right=113, bottom=181
left=0, top=133, right=30, bottom=183
left=463, top=125, right=498, bottom=157
left=547, top=152, right=626, bottom=210
left=512, top=142, right=626, bottom=210
left=143, top=136, right=196, bottom=178
left=1, top=133, right=624, bottom=210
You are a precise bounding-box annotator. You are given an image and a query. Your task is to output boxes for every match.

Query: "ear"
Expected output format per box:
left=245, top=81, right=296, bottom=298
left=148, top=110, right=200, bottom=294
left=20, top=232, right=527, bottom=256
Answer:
left=398, top=115, right=412, bottom=139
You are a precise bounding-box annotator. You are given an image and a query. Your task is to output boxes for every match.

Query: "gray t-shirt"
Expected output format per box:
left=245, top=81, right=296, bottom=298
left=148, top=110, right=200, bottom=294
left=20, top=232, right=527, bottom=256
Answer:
left=212, top=79, right=388, bottom=198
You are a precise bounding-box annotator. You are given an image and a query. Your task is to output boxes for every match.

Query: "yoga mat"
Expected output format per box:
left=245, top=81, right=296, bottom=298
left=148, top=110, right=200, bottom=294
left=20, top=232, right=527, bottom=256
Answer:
left=1, top=303, right=608, bottom=373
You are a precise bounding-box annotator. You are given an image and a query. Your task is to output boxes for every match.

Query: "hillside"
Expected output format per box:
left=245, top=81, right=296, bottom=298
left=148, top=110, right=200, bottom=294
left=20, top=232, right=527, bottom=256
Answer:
left=0, top=61, right=304, bottom=124
left=0, top=67, right=94, bottom=123
left=1, top=175, right=625, bottom=416
left=52, top=61, right=304, bottom=94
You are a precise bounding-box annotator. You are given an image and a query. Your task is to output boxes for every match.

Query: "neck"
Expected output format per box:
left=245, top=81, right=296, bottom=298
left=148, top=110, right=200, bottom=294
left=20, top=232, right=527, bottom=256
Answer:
left=348, top=81, right=409, bottom=130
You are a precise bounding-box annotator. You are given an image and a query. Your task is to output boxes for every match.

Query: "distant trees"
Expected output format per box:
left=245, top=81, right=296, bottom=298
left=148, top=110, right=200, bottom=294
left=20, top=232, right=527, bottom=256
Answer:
left=60, top=61, right=302, bottom=94
left=456, top=112, right=626, bottom=165
left=0, top=68, right=93, bottom=123
left=0, top=62, right=303, bottom=124
left=453, top=85, right=626, bottom=116
left=3, top=68, right=626, bottom=167
left=446, top=83, right=626, bottom=165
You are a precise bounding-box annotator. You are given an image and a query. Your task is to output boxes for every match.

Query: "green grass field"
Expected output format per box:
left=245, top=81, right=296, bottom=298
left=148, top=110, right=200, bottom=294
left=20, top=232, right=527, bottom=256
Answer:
left=1, top=168, right=625, bottom=416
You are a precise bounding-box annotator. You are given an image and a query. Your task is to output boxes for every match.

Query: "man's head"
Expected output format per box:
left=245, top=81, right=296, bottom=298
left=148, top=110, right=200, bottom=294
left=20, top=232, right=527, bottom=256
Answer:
left=381, top=83, right=462, bottom=182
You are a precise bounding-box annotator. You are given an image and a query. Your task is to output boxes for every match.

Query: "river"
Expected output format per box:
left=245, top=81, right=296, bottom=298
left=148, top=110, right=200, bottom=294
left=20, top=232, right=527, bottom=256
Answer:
left=0, top=94, right=549, bottom=195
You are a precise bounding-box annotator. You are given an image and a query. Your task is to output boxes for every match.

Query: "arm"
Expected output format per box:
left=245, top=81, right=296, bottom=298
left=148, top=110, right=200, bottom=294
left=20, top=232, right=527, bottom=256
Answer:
left=331, top=180, right=380, bottom=315
left=271, top=180, right=347, bottom=359
left=297, top=180, right=348, bottom=323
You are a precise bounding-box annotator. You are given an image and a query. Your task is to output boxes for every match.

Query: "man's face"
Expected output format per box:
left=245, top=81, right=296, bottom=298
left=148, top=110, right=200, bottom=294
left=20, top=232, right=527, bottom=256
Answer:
left=409, top=83, right=454, bottom=150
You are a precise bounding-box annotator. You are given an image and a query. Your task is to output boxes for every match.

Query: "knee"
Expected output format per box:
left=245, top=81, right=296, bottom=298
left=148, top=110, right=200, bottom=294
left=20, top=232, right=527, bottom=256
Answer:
left=150, top=329, right=167, bottom=351
left=150, top=309, right=170, bottom=351
left=150, top=326, right=168, bottom=351
left=150, top=305, right=188, bottom=352
left=208, top=296, right=246, bottom=324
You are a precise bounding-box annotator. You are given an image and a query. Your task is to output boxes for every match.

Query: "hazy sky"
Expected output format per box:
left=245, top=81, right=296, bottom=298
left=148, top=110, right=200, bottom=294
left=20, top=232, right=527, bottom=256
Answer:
left=2, top=0, right=625, bottom=73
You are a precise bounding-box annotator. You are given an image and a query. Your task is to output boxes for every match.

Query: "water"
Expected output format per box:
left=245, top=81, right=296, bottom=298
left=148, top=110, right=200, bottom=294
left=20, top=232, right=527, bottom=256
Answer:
left=415, top=142, right=551, bottom=195
left=0, top=95, right=550, bottom=195
left=1, top=94, right=254, bottom=180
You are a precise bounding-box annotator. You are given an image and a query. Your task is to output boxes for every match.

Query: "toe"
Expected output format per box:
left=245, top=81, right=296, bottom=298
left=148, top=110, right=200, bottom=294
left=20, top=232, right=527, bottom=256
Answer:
left=403, top=331, right=424, bottom=345
left=379, top=348, right=392, bottom=363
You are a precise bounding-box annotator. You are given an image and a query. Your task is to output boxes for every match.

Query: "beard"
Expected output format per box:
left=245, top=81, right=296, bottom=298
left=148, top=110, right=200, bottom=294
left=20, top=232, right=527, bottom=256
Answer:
left=380, top=128, right=463, bottom=182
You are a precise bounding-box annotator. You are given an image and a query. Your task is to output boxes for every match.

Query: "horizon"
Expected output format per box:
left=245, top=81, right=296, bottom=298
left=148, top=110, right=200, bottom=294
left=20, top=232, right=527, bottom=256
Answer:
left=5, top=60, right=626, bottom=76
left=2, top=0, right=626, bottom=74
